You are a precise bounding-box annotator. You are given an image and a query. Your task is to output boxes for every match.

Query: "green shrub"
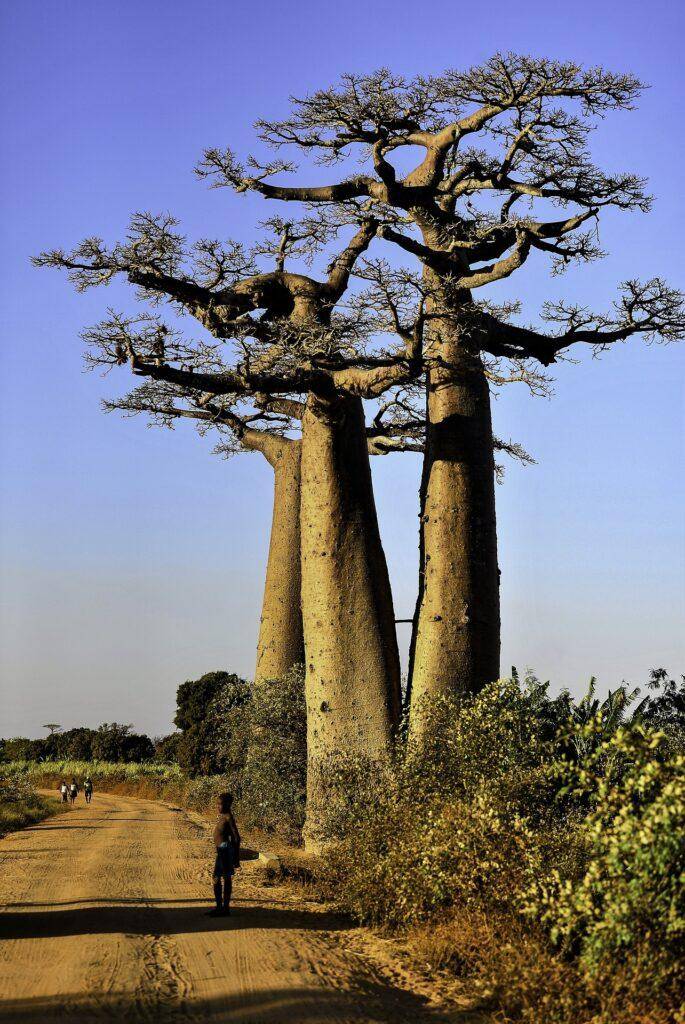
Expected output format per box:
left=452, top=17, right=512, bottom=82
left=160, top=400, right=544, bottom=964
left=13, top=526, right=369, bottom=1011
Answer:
left=526, top=719, right=685, bottom=1016
left=0, top=776, right=59, bottom=836
left=316, top=679, right=685, bottom=1023
left=640, top=668, right=685, bottom=753
left=240, top=665, right=307, bottom=839
left=162, top=665, right=306, bottom=839
left=319, top=680, right=575, bottom=926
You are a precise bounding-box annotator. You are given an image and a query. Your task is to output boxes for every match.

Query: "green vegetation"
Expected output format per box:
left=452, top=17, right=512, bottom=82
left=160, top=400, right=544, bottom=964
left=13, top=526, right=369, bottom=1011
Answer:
left=528, top=722, right=684, bottom=1017
left=2, top=760, right=185, bottom=785
left=154, top=665, right=306, bottom=838
left=240, top=666, right=307, bottom=837
left=313, top=674, right=685, bottom=1023
left=0, top=722, right=155, bottom=763
left=173, top=671, right=251, bottom=777
left=0, top=776, right=60, bottom=837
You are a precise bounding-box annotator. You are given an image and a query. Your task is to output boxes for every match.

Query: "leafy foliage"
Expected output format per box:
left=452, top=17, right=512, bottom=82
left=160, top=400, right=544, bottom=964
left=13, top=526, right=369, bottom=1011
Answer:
left=90, top=723, right=155, bottom=763
left=0, top=776, right=59, bottom=836
left=0, top=723, right=155, bottom=764
left=153, top=731, right=183, bottom=763
left=640, top=668, right=685, bottom=745
left=526, top=721, right=685, bottom=1010
left=320, top=679, right=569, bottom=925
left=174, top=671, right=251, bottom=777
left=240, top=666, right=307, bottom=838
left=171, top=666, right=306, bottom=834
left=316, top=675, right=685, bottom=1023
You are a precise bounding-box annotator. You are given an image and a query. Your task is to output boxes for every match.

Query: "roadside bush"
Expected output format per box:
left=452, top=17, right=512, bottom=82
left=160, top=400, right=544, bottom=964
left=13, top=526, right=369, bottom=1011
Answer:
left=240, top=665, right=307, bottom=839
left=412, top=909, right=592, bottom=1024
left=0, top=775, right=59, bottom=836
left=320, top=679, right=576, bottom=926
left=317, top=678, right=685, bottom=1024
left=202, top=675, right=253, bottom=778
left=526, top=720, right=685, bottom=1019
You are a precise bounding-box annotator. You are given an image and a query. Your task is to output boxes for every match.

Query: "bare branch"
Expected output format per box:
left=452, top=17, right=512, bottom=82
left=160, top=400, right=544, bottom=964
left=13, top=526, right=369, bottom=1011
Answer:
left=482, top=279, right=684, bottom=364
left=196, top=145, right=374, bottom=202
left=324, top=219, right=378, bottom=299
left=459, top=230, right=532, bottom=288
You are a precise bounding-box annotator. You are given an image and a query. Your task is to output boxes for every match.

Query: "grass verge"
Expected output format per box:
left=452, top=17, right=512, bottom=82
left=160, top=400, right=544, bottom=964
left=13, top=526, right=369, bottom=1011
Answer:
left=0, top=776, right=62, bottom=837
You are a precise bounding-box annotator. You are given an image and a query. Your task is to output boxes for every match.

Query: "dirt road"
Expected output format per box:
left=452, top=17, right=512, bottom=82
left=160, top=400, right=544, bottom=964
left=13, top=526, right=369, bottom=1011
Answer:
left=0, top=793, right=470, bottom=1023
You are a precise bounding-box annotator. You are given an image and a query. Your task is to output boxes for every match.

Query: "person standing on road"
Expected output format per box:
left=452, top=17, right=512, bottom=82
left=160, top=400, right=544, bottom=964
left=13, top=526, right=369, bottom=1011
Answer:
left=83, top=777, right=93, bottom=804
left=59, top=780, right=69, bottom=804
left=208, top=792, right=241, bottom=917
left=69, top=778, right=79, bottom=805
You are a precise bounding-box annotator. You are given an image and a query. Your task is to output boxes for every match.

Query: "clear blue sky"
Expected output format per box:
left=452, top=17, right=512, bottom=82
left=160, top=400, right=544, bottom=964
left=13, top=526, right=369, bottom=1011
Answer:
left=1, top=0, right=683, bottom=738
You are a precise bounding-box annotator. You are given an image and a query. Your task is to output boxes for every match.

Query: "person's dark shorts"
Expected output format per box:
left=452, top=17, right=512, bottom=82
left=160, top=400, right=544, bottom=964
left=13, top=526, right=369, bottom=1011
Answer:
left=212, top=844, right=235, bottom=880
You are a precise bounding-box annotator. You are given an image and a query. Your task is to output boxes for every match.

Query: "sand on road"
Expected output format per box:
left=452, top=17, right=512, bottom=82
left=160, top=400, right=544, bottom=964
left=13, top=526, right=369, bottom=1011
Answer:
left=0, top=792, right=471, bottom=1023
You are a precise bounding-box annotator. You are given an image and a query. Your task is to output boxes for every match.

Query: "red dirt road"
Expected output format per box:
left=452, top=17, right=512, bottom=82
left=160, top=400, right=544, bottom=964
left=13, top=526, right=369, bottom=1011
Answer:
left=0, top=792, right=471, bottom=1023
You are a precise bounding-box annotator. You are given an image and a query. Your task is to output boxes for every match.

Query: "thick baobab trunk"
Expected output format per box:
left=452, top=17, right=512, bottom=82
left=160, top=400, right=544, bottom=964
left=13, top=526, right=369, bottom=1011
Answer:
left=300, top=390, right=402, bottom=849
left=408, top=277, right=500, bottom=729
left=254, top=439, right=304, bottom=684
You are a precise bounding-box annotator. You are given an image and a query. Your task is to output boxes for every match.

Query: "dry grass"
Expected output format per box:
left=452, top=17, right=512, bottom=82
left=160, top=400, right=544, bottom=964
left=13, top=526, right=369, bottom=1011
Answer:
left=407, top=909, right=681, bottom=1024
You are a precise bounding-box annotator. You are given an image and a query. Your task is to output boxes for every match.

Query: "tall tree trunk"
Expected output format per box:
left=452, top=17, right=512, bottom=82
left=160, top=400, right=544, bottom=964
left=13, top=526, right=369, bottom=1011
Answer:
left=408, top=272, right=500, bottom=729
left=254, top=438, right=304, bottom=684
left=300, top=390, right=402, bottom=849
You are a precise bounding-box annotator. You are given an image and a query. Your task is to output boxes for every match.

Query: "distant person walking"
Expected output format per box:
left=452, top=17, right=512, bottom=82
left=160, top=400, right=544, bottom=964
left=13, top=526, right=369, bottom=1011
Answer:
left=59, top=780, right=69, bottom=804
left=208, top=792, right=240, bottom=917
left=69, top=778, right=79, bottom=805
left=84, top=777, right=93, bottom=804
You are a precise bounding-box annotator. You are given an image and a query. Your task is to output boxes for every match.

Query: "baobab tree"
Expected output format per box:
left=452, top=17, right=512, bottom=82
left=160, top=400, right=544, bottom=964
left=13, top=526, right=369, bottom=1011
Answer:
left=108, top=367, right=425, bottom=688
left=35, top=213, right=425, bottom=844
left=199, top=54, right=684, bottom=721
left=252, top=435, right=303, bottom=684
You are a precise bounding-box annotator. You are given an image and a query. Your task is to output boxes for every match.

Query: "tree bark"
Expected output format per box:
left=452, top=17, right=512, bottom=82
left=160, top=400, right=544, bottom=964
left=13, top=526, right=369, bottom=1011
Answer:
left=299, top=390, right=402, bottom=849
left=408, top=271, right=500, bottom=729
left=254, top=439, right=304, bottom=684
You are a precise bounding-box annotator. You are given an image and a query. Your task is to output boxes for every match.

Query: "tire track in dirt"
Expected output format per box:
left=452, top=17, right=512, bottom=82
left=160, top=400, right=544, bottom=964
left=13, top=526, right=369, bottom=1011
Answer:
left=0, top=792, right=481, bottom=1023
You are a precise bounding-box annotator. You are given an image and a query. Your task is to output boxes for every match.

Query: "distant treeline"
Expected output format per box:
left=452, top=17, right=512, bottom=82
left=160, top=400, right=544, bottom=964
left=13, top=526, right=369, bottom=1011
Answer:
left=0, top=722, right=158, bottom=764
left=0, top=670, right=295, bottom=779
